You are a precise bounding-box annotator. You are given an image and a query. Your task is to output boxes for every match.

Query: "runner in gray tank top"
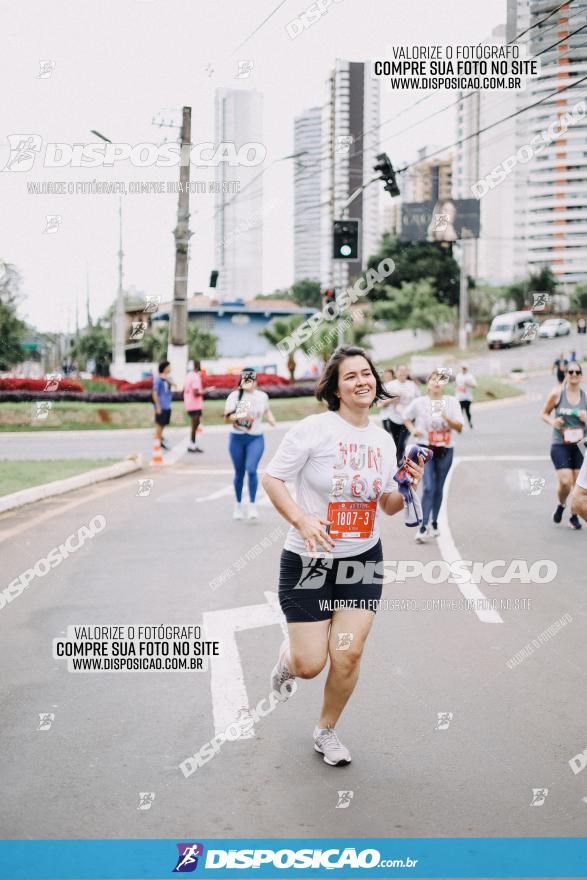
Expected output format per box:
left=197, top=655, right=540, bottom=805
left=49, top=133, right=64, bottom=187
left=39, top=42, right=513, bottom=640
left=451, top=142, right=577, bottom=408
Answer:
left=542, top=364, right=587, bottom=530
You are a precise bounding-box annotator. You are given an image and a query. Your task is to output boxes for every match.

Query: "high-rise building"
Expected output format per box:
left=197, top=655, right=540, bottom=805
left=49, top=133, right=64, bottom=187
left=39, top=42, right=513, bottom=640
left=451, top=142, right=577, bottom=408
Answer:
left=320, top=60, right=380, bottom=291
left=404, top=148, right=453, bottom=203
left=453, top=25, right=518, bottom=285
left=214, top=88, right=264, bottom=301
left=523, top=0, right=587, bottom=286
left=293, top=107, right=322, bottom=282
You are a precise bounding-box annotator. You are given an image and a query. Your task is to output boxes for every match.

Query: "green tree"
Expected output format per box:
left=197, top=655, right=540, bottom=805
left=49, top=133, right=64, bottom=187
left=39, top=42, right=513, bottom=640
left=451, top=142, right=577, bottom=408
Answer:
left=290, top=279, right=322, bottom=309
left=469, top=284, right=510, bottom=321
left=141, top=323, right=218, bottom=363
left=300, top=313, right=375, bottom=363
left=71, top=321, right=111, bottom=372
left=187, top=323, right=217, bottom=359
left=260, top=314, right=306, bottom=380
left=254, top=288, right=291, bottom=301
left=572, top=283, right=587, bottom=311
left=504, top=266, right=558, bottom=311
left=366, top=234, right=460, bottom=306
left=370, top=279, right=456, bottom=331
left=0, top=262, right=27, bottom=370
left=141, top=325, right=168, bottom=362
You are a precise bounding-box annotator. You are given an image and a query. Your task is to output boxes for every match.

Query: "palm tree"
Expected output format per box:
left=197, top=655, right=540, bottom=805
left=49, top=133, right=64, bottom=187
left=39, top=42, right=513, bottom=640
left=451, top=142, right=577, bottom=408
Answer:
left=260, top=315, right=306, bottom=380
left=300, top=313, right=375, bottom=363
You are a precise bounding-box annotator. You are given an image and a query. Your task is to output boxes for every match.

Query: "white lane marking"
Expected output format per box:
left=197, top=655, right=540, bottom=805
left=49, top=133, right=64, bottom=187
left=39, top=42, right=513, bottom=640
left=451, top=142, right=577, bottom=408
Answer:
left=437, top=459, right=503, bottom=624
left=202, top=591, right=285, bottom=738
left=164, top=438, right=189, bottom=465
left=195, top=485, right=234, bottom=503
left=437, top=455, right=549, bottom=623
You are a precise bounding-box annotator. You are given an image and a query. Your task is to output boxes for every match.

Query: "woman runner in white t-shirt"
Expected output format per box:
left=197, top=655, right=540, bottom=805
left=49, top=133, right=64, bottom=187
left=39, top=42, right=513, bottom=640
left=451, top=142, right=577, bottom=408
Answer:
left=262, top=347, right=425, bottom=766
left=403, top=370, right=463, bottom=543
left=224, top=369, right=276, bottom=520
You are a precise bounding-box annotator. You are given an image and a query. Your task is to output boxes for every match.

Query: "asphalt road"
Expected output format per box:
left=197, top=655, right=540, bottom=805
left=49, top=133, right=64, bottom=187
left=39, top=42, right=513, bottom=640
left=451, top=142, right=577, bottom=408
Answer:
left=0, top=373, right=585, bottom=846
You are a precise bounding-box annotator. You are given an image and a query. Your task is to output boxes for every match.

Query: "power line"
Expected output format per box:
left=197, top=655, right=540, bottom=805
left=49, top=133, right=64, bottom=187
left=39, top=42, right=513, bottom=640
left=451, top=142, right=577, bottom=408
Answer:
left=513, top=0, right=579, bottom=43
left=287, top=23, right=586, bottom=198
left=397, top=72, right=587, bottom=173
left=294, top=12, right=585, bottom=186
left=231, top=0, right=292, bottom=55
left=219, top=6, right=586, bottom=222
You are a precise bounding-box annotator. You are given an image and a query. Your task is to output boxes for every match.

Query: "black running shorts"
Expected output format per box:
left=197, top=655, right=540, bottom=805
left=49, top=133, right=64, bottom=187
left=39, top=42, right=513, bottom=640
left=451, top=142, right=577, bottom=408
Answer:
left=550, top=443, right=584, bottom=471
left=278, top=539, right=384, bottom=623
left=154, top=409, right=171, bottom=426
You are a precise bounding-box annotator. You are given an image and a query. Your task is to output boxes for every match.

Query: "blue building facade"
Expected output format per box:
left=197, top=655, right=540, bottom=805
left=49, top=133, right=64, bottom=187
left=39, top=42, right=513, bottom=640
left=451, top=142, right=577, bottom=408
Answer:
left=154, top=299, right=316, bottom=358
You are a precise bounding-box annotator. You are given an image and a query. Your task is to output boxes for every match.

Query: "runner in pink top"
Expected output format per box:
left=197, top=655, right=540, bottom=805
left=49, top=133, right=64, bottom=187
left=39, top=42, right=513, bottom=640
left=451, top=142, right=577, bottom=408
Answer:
left=183, top=360, right=205, bottom=453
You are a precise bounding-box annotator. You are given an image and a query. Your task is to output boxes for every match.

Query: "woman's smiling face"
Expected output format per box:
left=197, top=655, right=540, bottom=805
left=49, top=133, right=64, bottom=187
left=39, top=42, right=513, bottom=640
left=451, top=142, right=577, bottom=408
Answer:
left=337, top=355, right=377, bottom=410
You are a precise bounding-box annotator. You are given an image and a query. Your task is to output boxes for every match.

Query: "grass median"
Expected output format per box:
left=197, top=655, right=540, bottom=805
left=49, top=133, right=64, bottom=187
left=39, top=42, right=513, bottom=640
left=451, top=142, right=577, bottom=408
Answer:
left=0, top=378, right=521, bottom=432
left=0, top=459, right=119, bottom=496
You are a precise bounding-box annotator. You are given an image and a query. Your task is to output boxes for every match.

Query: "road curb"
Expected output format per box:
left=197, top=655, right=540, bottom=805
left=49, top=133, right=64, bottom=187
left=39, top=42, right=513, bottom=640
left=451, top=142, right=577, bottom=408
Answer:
left=0, top=456, right=143, bottom=515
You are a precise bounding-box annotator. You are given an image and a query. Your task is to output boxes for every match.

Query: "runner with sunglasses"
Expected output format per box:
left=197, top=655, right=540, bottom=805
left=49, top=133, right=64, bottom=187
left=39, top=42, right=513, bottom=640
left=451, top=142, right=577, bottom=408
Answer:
left=224, top=369, right=276, bottom=520
left=262, top=347, right=425, bottom=766
left=542, top=363, right=587, bottom=530
left=403, top=370, right=463, bottom=543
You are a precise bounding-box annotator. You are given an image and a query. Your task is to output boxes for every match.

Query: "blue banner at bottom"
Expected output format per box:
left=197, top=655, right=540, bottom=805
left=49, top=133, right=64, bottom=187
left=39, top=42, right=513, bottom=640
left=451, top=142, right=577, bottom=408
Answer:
left=0, top=837, right=585, bottom=879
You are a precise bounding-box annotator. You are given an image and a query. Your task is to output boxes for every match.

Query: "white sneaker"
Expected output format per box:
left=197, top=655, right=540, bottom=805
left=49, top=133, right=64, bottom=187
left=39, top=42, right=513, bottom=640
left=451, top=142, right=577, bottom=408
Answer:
left=415, top=526, right=428, bottom=543
left=313, top=726, right=351, bottom=766
left=428, top=524, right=439, bottom=538
left=271, top=639, right=296, bottom=698
left=233, top=503, right=244, bottom=520
left=247, top=504, right=259, bottom=520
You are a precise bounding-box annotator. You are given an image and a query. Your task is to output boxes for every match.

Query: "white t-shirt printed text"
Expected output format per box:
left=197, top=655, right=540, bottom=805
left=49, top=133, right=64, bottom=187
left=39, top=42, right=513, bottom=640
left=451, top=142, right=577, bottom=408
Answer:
left=224, top=389, right=269, bottom=435
left=402, top=395, right=463, bottom=448
left=265, top=411, right=397, bottom=557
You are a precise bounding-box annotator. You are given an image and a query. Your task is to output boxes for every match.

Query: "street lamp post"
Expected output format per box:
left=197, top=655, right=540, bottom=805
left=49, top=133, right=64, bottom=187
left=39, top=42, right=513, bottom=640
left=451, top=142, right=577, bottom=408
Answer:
left=167, top=106, right=193, bottom=388
left=90, top=130, right=126, bottom=376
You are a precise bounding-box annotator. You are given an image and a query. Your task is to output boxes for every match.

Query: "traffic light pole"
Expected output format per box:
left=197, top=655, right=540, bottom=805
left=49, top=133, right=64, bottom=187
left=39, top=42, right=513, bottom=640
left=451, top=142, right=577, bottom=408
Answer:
left=167, top=106, right=193, bottom=388
left=335, top=177, right=379, bottom=347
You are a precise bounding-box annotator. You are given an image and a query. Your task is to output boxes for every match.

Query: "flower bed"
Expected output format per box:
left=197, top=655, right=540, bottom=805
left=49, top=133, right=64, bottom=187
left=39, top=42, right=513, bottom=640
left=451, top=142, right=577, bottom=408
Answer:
left=0, top=377, right=84, bottom=392
left=0, top=383, right=315, bottom=404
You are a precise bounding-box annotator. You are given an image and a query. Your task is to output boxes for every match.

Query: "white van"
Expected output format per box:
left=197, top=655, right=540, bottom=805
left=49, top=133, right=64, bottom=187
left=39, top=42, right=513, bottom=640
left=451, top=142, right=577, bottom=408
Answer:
left=487, top=311, right=535, bottom=349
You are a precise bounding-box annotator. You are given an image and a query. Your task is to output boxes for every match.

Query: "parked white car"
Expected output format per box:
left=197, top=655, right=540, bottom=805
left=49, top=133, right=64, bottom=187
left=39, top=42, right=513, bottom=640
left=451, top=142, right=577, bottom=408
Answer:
left=538, top=318, right=572, bottom=338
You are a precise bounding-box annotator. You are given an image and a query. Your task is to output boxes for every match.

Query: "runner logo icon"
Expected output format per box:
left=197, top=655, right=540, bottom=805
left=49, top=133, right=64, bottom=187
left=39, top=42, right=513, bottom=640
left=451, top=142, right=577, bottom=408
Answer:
left=173, top=843, right=205, bottom=872
left=296, top=556, right=334, bottom=589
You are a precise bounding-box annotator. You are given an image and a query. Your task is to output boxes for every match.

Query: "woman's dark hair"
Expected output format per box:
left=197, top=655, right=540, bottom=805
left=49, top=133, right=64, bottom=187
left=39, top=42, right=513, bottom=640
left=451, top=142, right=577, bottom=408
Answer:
left=238, top=368, right=256, bottom=402
left=315, top=346, right=393, bottom=412
left=193, top=359, right=201, bottom=371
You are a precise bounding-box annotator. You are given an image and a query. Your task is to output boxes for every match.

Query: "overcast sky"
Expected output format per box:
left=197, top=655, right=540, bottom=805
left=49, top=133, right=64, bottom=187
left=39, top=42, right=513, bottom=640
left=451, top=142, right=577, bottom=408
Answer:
left=1, top=0, right=505, bottom=332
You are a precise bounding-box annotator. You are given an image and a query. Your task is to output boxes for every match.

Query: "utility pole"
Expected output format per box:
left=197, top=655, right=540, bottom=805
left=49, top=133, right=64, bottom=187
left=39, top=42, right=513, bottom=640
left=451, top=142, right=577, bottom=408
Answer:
left=112, top=197, right=126, bottom=375
left=167, top=106, right=193, bottom=388
left=86, top=262, right=92, bottom=327
left=458, top=239, right=469, bottom=352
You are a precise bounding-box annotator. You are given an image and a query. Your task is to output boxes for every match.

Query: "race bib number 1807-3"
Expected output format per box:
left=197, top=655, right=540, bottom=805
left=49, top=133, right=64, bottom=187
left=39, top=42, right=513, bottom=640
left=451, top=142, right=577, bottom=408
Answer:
left=327, top=501, right=376, bottom=539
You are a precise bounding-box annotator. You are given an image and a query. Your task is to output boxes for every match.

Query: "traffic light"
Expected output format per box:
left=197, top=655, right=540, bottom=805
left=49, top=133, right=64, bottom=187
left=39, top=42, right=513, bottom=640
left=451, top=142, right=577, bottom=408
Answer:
left=209, top=270, right=219, bottom=288
left=373, top=153, right=400, bottom=197
left=333, top=219, right=360, bottom=261
left=323, top=289, right=336, bottom=306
